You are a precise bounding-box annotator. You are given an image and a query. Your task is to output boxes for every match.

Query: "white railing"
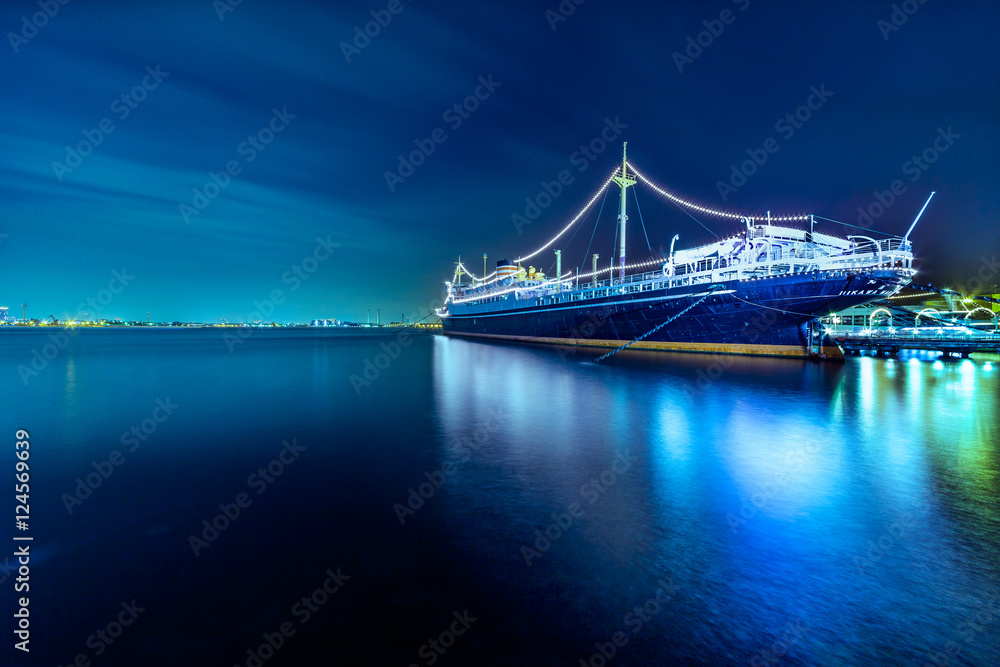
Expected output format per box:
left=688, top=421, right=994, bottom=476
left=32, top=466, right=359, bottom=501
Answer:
left=451, top=233, right=913, bottom=309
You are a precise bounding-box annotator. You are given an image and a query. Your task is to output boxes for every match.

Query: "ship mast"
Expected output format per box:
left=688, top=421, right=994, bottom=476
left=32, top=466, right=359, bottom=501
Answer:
left=612, top=142, right=636, bottom=282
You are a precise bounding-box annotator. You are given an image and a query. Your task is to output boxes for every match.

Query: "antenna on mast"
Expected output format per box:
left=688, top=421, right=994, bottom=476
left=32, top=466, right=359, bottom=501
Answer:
left=903, top=191, right=935, bottom=245
left=611, top=142, right=636, bottom=283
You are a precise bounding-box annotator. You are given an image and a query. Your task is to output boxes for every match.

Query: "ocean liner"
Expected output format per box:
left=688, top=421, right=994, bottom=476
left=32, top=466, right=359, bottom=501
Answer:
left=437, top=145, right=924, bottom=360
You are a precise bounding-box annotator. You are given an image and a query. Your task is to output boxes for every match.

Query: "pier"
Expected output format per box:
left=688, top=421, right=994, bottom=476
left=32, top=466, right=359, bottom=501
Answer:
left=834, top=330, right=1000, bottom=357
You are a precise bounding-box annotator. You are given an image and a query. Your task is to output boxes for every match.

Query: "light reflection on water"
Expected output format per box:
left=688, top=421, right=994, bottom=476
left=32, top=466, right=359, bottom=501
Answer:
left=431, top=336, right=1000, bottom=664
left=2, top=328, right=996, bottom=664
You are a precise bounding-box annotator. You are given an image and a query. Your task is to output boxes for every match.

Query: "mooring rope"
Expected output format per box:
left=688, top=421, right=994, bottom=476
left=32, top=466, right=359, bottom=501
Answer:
left=594, top=285, right=723, bottom=362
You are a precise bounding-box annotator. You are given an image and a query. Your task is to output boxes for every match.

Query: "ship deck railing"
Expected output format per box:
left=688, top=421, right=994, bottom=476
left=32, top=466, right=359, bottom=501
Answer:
left=451, top=245, right=912, bottom=309
left=835, top=330, right=1000, bottom=341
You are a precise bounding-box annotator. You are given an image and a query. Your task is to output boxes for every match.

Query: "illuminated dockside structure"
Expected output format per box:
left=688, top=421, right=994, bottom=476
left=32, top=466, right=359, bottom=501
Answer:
left=437, top=145, right=925, bottom=360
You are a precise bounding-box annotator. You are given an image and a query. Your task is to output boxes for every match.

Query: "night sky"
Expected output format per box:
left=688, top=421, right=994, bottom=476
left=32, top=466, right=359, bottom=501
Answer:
left=2, top=0, right=998, bottom=323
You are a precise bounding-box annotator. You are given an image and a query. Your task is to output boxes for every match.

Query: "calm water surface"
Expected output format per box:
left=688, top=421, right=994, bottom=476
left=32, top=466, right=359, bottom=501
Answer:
left=1, top=328, right=998, bottom=665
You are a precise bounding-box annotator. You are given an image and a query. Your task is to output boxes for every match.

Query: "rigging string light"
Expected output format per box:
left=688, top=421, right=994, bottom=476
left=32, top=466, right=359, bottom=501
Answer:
left=576, top=257, right=662, bottom=281
left=451, top=257, right=665, bottom=306
left=450, top=255, right=665, bottom=306
left=449, top=271, right=575, bottom=304
left=515, top=171, right=619, bottom=265
left=625, top=160, right=811, bottom=223
left=459, top=168, right=618, bottom=285
left=452, top=160, right=812, bottom=289
left=451, top=168, right=618, bottom=286
left=450, top=255, right=668, bottom=305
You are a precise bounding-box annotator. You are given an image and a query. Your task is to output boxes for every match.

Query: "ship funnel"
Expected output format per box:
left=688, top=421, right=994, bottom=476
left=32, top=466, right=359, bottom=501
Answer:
left=496, top=259, right=518, bottom=281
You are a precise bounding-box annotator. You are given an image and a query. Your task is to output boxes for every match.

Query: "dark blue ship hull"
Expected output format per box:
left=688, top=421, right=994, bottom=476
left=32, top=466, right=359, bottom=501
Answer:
left=442, top=270, right=906, bottom=360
